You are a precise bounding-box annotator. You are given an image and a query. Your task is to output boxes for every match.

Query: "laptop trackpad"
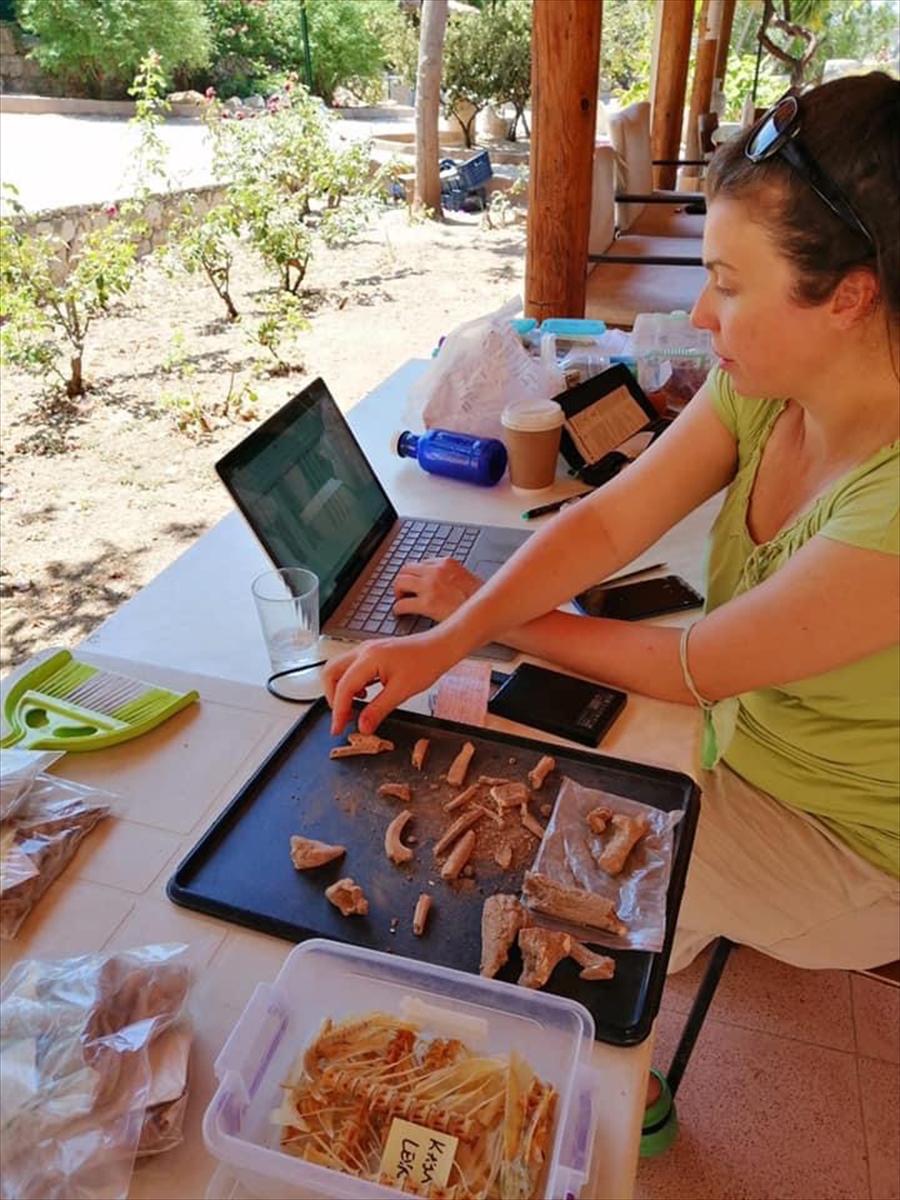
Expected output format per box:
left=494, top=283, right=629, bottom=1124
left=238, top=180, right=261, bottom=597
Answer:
left=472, top=559, right=505, bottom=581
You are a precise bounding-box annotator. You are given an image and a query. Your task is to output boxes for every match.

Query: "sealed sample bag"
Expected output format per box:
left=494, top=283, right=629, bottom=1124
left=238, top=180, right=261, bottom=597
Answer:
left=0, top=774, right=114, bottom=940
left=0, top=943, right=193, bottom=1200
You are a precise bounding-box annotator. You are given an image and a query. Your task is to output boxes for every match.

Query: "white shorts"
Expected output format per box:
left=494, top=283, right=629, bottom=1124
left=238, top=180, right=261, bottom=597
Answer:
left=670, top=764, right=900, bottom=974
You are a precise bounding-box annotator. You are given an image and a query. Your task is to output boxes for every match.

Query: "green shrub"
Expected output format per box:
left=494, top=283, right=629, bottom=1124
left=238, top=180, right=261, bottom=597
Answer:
left=0, top=189, right=140, bottom=399
left=201, top=0, right=281, bottom=96
left=210, top=84, right=379, bottom=292
left=274, top=0, right=392, bottom=105
left=17, top=0, right=211, bottom=98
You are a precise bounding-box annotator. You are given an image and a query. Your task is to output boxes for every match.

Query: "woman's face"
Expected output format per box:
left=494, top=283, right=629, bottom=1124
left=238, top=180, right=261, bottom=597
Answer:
left=691, top=195, right=831, bottom=398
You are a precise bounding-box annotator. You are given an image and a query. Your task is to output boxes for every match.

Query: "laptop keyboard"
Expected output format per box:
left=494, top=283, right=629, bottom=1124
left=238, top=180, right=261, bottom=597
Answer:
left=343, top=520, right=480, bottom=636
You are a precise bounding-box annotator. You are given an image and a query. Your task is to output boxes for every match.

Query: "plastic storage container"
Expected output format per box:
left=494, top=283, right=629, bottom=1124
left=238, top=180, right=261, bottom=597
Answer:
left=629, top=310, right=715, bottom=414
left=203, top=940, right=600, bottom=1200
left=392, top=428, right=508, bottom=487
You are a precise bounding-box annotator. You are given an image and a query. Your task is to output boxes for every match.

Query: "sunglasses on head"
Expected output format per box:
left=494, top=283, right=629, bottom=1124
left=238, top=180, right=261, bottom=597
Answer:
left=745, top=93, right=874, bottom=248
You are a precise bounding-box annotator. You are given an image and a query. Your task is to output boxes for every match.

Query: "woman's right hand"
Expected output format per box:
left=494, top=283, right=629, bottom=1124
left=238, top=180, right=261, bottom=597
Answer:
left=393, top=557, right=482, bottom=622
left=323, top=628, right=461, bottom=736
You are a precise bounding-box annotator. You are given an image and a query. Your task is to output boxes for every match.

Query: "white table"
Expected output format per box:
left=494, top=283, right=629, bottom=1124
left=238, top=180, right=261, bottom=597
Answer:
left=2, top=360, right=718, bottom=1200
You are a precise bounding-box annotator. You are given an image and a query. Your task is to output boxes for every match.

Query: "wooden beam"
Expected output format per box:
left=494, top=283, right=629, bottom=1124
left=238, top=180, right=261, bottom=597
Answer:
left=714, top=0, right=737, bottom=89
left=650, top=0, right=694, bottom=191
left=525, top=0, right=602, bottom=321
left=685, top=0, right=724, bottom=163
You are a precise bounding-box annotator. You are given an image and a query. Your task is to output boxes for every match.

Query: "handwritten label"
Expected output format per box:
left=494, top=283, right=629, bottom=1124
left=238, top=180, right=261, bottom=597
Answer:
left=380, top=1118, right=458, bottom=1190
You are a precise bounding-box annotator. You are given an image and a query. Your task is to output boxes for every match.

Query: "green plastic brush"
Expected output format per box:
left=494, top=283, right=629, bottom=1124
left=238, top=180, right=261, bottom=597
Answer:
left=1, top=650, right=199, bottom=752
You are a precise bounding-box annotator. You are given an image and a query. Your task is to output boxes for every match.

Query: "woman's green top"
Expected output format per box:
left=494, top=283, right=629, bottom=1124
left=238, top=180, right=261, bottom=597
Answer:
left=705, top=368, right=900, bottom=879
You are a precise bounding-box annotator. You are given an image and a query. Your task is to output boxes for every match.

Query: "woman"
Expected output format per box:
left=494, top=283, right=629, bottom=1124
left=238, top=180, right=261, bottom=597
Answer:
left=325, top=73, right=900, bottom=973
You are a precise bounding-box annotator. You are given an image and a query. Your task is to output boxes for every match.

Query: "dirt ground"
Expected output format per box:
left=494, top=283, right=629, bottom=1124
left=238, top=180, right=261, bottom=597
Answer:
left=0, top=207, right=526, bottom=671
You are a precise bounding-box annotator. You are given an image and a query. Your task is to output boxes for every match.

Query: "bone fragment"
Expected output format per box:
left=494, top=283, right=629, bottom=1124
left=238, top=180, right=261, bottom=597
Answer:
left=522, top=871, right=626, bottom=936
left=473, top=803, right=504, bottom=828
left=440, top=830, right=476, bottom=880
left=379, top=782, right=412, bottom=802
left=519, top=806, right=546, bottom=840
left=443, top=782, right=481, bottom=812
left=518, top=928, right=572, bottom=989
left=490, top=782, right=530, bottom=809
left=595, top=813, right=650, bottom=876
left=446, top=741, right=475, bottom=788
left=289, top=836, right=346, bottom=871
left=330, top=733, right=395, bottom=758
left=433, top=808, right=483, bottom=858
left=478, top=776, right=512, bottom=787
left=587, top=806, right=613, bottom=834
left=569, top=941, right=616, bottom=980
left=411, top=738, right=430, bottom=771
left=412, top=893, right=433, bottom=936
left=494, top=844, right=513, bottom=870
left=527, top=756, right=556, bottom=790
left=384, top=810, right=415, bottom=864
left=325, top=878, right=369, bottom=916
left=480, top=894, right=530, bottom=977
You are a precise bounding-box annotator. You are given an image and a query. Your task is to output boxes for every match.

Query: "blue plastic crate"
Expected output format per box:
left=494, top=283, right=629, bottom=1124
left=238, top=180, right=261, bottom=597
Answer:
left=440, top=150, right=493, bottom=212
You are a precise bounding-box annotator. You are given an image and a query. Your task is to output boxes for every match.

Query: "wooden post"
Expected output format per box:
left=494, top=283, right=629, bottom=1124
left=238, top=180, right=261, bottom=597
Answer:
left=650, top=0, right=694, bottom=191
left=524, top=0, right=602, bottom=322
left=714, top=0, right=737, bottom=92
left=685, top=0, right=723, bottom=164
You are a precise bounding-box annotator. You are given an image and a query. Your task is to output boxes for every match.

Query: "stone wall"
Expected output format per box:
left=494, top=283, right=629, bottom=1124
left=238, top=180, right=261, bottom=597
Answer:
left=0, top=21, right=62, bottom=95
left=9, top=182, right=230, bottom=275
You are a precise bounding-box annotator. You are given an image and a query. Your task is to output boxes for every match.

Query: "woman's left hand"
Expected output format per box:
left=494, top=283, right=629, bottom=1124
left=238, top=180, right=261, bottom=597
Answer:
left=393, top=557, right=482, bottom=622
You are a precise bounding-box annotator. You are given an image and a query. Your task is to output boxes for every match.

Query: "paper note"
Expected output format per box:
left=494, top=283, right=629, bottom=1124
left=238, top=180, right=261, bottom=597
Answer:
left=380, top=1117, right=458, bottom=1190
left=432, top=660, right=492, bottom=727
left=565, top=384, right=648, bottom=464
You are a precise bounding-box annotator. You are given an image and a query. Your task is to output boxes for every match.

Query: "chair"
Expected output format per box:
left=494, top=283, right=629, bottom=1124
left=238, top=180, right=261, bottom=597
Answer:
left=586, top=144, right=706, bottom=329
left=607, top=101, right=707, bottom=239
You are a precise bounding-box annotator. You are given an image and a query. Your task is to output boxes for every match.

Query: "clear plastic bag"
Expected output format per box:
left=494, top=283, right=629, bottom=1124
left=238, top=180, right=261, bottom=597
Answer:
left=0, top=750, right=65, bottom=823
left=0, top=944, right=192, bottom=1199
left=407, top=297, right=565, bottom=440
left=0, top=775, right=114, bottom=940
left=525, top=777, right=682, bottom=952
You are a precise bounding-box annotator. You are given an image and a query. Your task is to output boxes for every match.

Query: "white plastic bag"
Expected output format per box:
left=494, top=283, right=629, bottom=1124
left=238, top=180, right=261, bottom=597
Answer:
left=407, top=298, right=564, bottom=439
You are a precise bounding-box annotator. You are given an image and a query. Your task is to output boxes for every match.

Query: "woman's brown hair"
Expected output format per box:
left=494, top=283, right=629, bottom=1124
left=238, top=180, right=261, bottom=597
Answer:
left=707, top=72, right=899, bottom=322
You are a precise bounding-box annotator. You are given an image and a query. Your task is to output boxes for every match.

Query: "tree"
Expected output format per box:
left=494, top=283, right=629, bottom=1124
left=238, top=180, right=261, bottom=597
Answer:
left=758, top=0, right=820, bottom=86
left=442, top=8, right=496, bottom=147
left=487, top=0, right=532, bottom=140
left=414, top=0, right=448, bottom=217
left=17, top=0, right=211, bottom=98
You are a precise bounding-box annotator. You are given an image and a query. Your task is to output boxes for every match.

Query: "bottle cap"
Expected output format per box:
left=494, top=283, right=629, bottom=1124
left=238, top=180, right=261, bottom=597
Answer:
left=390, top=430, right=409, bottom=457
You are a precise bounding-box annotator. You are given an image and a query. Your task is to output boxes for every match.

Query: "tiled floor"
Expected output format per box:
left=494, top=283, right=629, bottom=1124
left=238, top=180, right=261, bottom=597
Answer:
left=634, top=947, right=900, bottom=1200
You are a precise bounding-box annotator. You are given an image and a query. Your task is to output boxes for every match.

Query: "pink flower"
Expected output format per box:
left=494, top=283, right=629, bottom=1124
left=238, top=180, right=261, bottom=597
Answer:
left=205, top=86, right=216, bottom=99
left=284, top=80, right=293, bottom=92
left=235, top=111, right=245, bottom=120
left=105, top=203, right=119, bottom=218
left=221, top=111, right=231, bottom=120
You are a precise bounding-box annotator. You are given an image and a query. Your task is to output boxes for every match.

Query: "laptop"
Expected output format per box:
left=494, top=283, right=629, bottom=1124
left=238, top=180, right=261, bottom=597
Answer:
left=215, top=378, right=531, bottom=660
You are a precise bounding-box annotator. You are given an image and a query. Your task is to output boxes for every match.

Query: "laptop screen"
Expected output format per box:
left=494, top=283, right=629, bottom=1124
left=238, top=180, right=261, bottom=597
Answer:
left=216, top=379, right=396, bottom=620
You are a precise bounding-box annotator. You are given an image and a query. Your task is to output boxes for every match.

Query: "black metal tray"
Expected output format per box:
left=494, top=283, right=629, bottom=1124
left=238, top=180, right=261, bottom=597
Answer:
left=167, top=700, right=699, bottom=1045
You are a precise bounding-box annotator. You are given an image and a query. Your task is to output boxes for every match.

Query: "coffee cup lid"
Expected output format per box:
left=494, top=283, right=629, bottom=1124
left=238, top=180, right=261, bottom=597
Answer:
left=501, top=399, right=564, bottom=433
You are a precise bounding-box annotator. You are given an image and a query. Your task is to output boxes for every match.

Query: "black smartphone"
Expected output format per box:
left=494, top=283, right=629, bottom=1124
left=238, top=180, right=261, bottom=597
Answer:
left=574, top=574, right=704, bottom=621
left=487, top=663, right=627, bottom=747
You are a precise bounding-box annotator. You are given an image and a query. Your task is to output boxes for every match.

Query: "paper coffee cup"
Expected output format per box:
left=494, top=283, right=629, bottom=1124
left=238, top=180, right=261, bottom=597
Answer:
left=501, top=400, right=564, bottom=491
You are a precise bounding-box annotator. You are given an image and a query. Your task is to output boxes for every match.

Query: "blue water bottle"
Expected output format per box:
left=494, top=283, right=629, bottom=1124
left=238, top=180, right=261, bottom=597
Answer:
left=392, top=428, right=508, bottom=487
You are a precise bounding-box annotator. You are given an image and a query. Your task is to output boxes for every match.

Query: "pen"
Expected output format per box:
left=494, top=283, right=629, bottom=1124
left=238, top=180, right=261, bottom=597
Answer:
left=521, top=491, right=594, bottom=520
